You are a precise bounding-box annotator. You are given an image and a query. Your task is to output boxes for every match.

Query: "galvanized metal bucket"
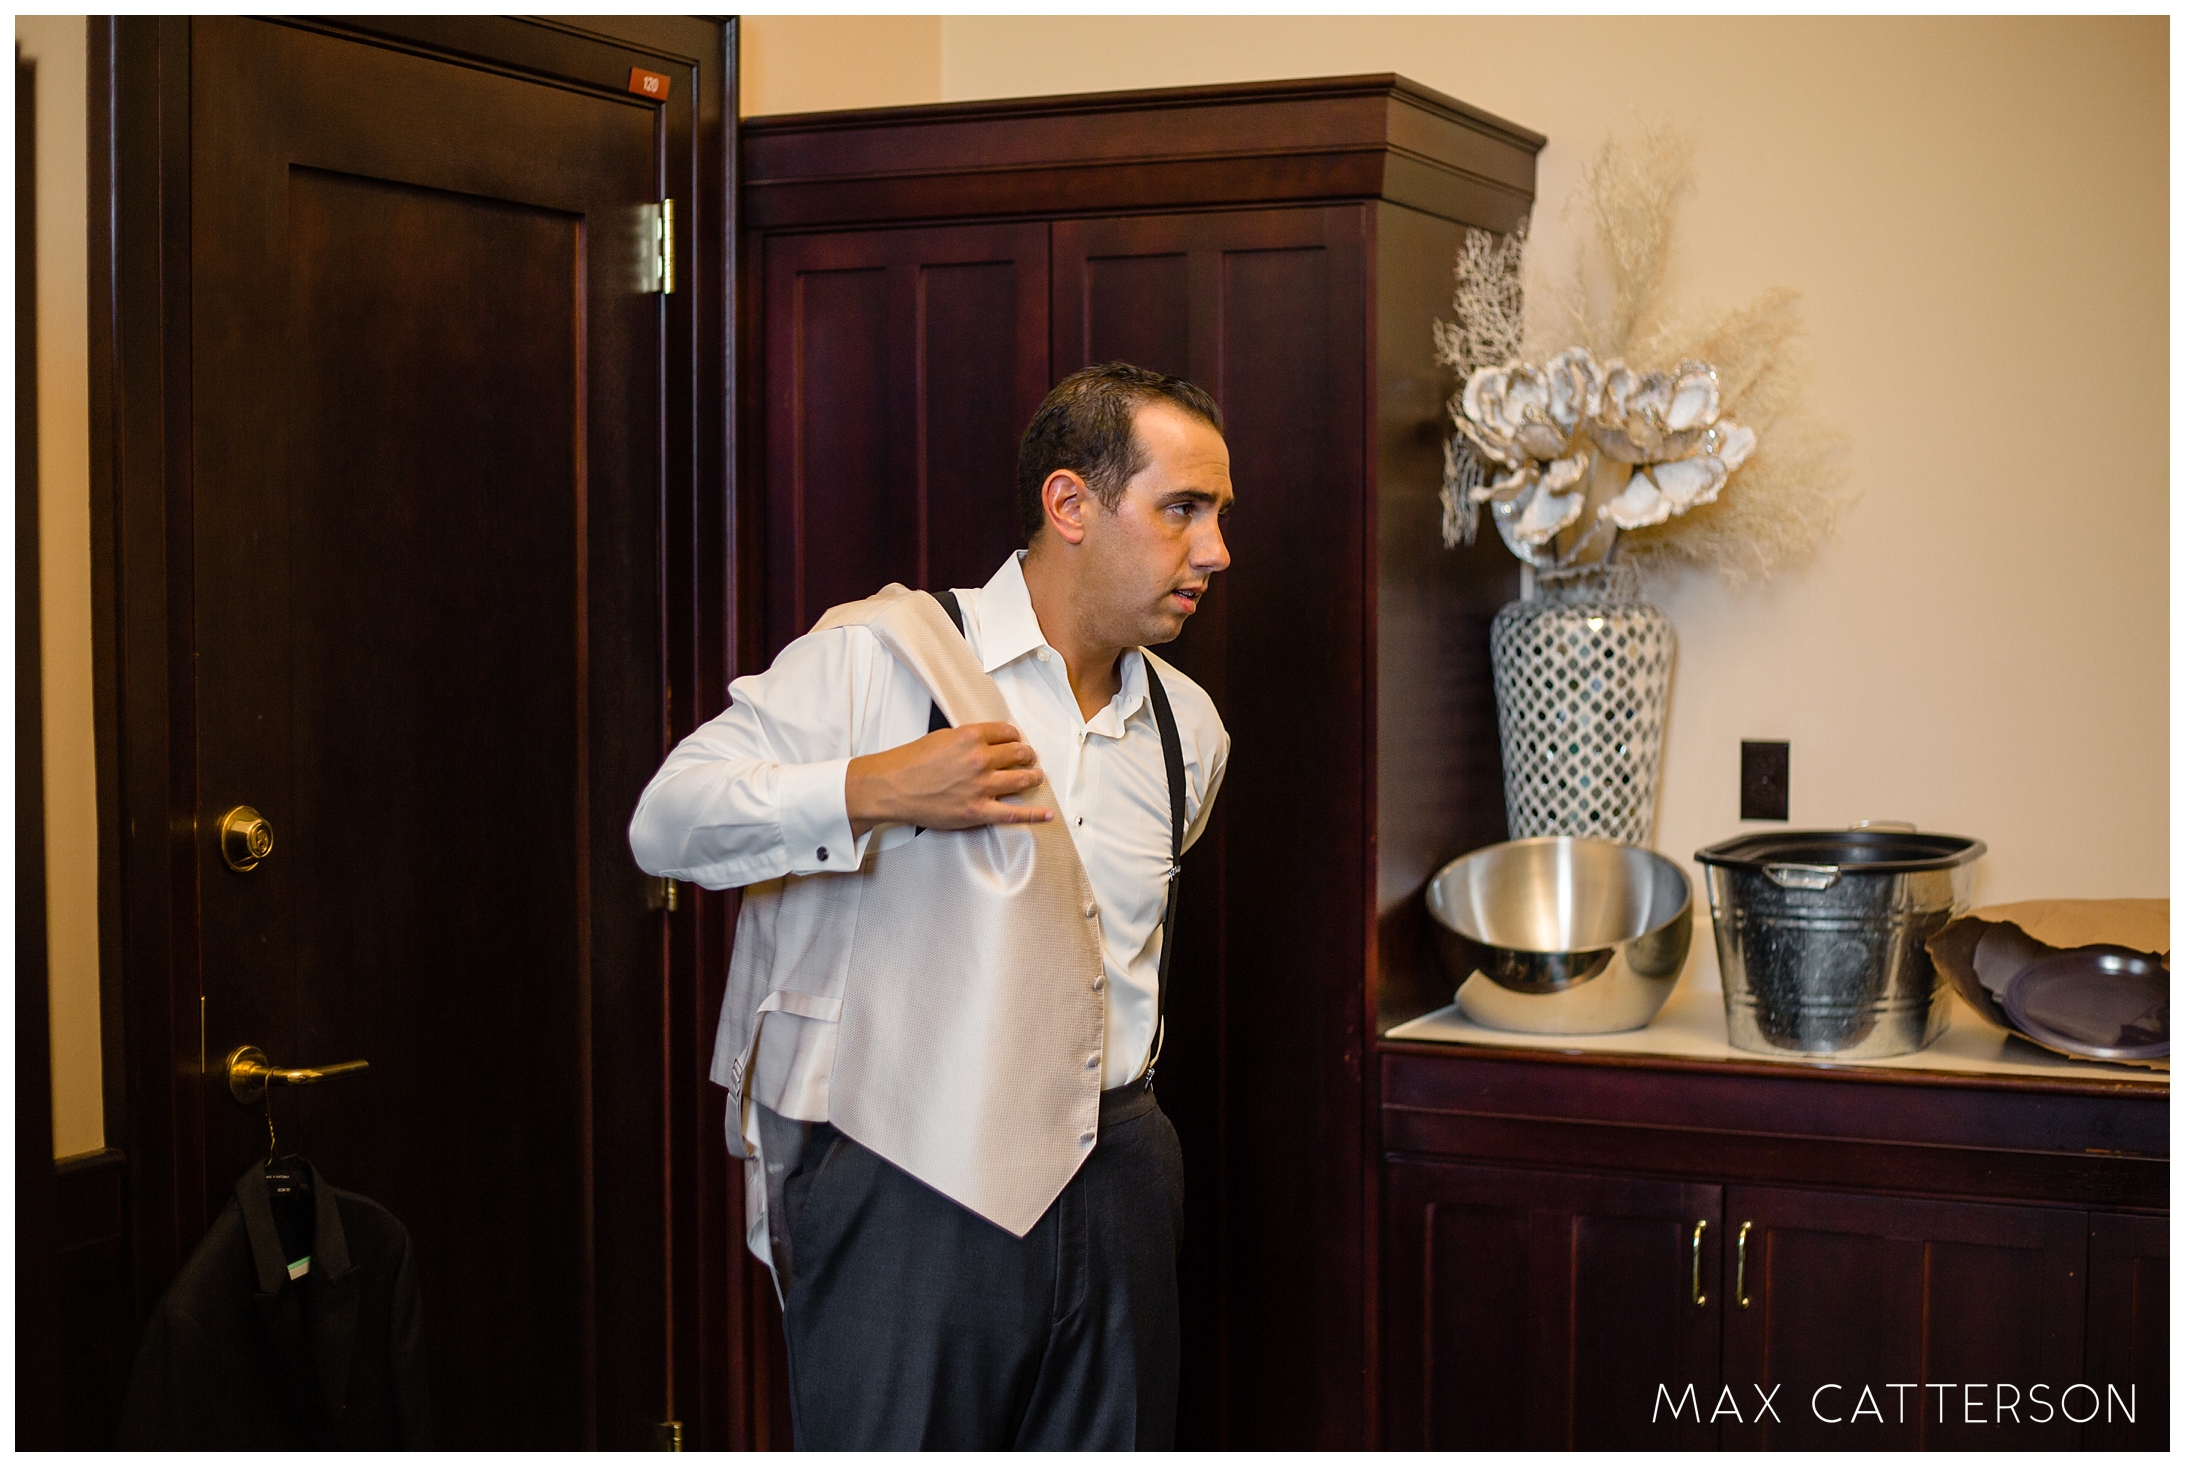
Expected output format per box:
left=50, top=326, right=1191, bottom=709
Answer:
left=1695, top=826, right=1985, bottom=1059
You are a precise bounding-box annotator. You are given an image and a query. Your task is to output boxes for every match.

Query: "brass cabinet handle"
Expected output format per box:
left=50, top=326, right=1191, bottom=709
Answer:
left=1735, top=1220, right=1754, bottom=1309
left=1690, top=1220, right=1709, bottom=1306
left=225, top=1045, right=369, bottom=1106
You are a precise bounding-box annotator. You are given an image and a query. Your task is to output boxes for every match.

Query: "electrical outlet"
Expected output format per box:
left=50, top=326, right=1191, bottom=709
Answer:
left=1741, top=741, right=1790, bottom=821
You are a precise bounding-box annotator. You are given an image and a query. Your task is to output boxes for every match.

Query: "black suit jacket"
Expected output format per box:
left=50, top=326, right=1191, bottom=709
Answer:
left=118, top=1159, right=430, bottom=1448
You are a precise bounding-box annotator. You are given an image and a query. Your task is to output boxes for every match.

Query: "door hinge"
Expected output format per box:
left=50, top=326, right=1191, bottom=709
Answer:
left=653, top=1419, right=684, bottom=1451
left=655, top=198, right=676, bottom=296
left=648, top=876, right=679, bottom=913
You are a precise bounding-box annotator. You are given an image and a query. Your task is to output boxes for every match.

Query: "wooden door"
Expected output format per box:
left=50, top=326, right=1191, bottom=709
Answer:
left=93, top=17, right=728, bottom=1448
left=759, top=222, right=1050, bottom=657
left=2084, top=1211, right=2167, bottom=1449
left=1053, top=206, right=1371, bottom=1448
left=1720, top=1187, right=2088, bottom=1449
left=1382, top=1159, right=1723, bottom=1449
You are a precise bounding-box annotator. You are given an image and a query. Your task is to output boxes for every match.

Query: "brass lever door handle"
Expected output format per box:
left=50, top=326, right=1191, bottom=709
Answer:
left=1690, top=1220, right=1709, bottom=1306
left=1735, top=1220, right=1754, bottom=1309
left=226, top=1045, right=369, bottom=1105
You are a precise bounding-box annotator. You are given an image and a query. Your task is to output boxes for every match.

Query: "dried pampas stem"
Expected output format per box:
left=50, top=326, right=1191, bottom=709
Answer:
left=1579, top=125, right=1696, bottom=358
left=1616, top=286, right=1857, bottom=587
left=1618, top=417, right=1851, bottom=588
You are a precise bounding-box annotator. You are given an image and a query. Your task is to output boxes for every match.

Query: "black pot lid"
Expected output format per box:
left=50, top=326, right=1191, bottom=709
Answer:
left=2002, top=946, right=2169, bottom=1062
left=1695, top=828, right=1985, bottom=873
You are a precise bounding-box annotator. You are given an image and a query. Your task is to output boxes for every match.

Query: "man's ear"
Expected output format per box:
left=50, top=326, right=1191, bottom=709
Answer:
left=1042, top=469, right=1092, bottom=546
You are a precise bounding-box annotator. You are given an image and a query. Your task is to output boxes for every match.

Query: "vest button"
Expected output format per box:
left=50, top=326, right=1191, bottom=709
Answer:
left=1091, top=975, right=1104, bottom=992
left=1085, top=1054, right=1099, bottom=1070
left=1082, top=899, right=1098, bottom=919
left=1079, top=1131, right=1096, bottom=1146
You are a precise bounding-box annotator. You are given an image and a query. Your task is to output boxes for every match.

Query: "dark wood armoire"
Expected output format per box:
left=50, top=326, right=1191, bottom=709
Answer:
left=734, top=74, right=1542, bottom=1448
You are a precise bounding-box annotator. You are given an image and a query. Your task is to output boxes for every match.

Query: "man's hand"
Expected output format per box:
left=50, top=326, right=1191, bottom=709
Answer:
left=845, top=723, right=1052, bottom=838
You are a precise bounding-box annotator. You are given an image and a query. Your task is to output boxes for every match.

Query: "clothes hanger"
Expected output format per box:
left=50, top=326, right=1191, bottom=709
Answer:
left=223, top=1044, right=366, bottom=1283
left=259, top=1095, right=317, bottom=1280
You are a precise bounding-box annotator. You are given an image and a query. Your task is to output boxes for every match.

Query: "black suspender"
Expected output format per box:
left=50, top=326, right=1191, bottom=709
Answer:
left=1140, top=660, right=1185, bottom=1088
left=927, top=590, right=1184, bottom=1088
left=926, top=595, right=963, bottom=730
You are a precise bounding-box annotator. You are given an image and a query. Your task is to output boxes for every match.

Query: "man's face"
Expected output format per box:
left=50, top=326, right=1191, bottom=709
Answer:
left=1079, top=403, right=1234, bottom=648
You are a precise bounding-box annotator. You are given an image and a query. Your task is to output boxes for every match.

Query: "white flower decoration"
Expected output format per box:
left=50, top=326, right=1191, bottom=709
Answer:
left=1481, top=452, right=1591, bottom=545
left=1710, top=421, right=1758, bottom=471
left=1458, top=348, right=1605, bottom=468
left=1598, top=418, right=1756, bottom=529
left=1543, top=348, right=1606, bottom=442
left=1446, top=341, right=1759, bottom=569
left=1591, top=360, right=1722, bottom=465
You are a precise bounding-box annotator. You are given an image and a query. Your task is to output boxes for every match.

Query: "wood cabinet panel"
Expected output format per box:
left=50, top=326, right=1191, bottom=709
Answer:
left=1384, top=1159, right=1722, bottom=1450
left=920, top=257, right=1045, bottom=593
left=1080, top=252, right=1189, bottom=378
left=760, top=221, right=1048, bottom=656
left=1720, top=1186, right=2088, bottom=1450
left=2084, top=1211, right=2168, bottom=1449
left=1056, top=204, right=1374, bottom=1449
left=1382, top=1047, right=2165, bottom=1454
left=1383, top=1043, right=2167, bottom=1210
left=1369, top=204, right=1518, bottom=1036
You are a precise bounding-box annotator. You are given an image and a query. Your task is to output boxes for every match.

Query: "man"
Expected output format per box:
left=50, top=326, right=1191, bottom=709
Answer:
left=628, top=363, right=1233, bottom=1449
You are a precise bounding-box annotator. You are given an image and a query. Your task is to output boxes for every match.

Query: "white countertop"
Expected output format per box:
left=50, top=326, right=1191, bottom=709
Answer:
left=1385, top=917, right=2168, bottom=1087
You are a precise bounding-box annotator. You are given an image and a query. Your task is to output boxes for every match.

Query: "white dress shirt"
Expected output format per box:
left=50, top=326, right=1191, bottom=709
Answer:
left=629, top=551, right=1230, bottom=1090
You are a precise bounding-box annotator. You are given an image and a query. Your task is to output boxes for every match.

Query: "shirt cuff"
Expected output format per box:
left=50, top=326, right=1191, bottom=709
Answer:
left=777, top=758, right=861, bottom=875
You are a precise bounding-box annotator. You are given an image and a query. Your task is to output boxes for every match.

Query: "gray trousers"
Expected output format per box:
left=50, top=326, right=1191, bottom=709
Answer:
left=778, top=1085, right=1185, bottom=1450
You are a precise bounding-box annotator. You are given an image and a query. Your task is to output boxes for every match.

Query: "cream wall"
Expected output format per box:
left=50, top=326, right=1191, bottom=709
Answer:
left=749, top=16, right=2169, bottom=906
left=740, top=15, right=941, bottom=117
left=17, top=14, right=104, bottom=1157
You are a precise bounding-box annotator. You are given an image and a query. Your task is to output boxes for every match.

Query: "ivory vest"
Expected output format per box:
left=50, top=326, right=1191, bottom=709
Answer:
left=710, top=584, right=1108, bottom=1237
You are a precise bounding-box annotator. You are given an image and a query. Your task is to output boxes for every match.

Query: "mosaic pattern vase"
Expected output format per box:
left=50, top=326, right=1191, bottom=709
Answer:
left=1489, top=565, right=1675, bottom=845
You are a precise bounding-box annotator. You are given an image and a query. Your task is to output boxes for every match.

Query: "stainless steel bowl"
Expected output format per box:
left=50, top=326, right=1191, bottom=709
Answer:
left=1425, top=837, right=1694, bottom=1034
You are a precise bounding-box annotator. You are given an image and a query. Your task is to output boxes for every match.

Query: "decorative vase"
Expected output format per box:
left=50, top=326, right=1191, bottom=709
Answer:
left=1488, top=563, right=1675, bottom=845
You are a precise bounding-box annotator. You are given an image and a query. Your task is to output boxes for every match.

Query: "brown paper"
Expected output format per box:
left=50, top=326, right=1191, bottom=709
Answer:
left=1961, top=898, right=2168, bottom=954
left=1927, top=899, right=2168, bottom=1070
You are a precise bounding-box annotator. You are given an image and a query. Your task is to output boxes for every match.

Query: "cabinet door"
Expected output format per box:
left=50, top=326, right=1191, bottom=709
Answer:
left=759, top=222, right=1049, bottom=656
left=1721, top=1187, right=2088, bottom=1449
left=2084, top=1211, right=2167, bottom=1449
left=1383, top=1160, right=1724, bottom=1450
left=1055, top=208, right=1374, bottom=1448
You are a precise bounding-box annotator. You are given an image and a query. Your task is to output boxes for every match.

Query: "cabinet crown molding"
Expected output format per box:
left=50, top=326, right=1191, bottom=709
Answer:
left=743, top=72, right=1544, bottom=233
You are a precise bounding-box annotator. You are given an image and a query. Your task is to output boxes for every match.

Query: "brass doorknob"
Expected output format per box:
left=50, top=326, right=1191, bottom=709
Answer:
left=225, top=1045, right=369, bottom=1106
left=218, top=805, right=275, bottom=871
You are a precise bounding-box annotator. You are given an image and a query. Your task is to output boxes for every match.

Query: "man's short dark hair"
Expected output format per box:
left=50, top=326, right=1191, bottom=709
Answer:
left=1016, top=363, right=1224, bottom=542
